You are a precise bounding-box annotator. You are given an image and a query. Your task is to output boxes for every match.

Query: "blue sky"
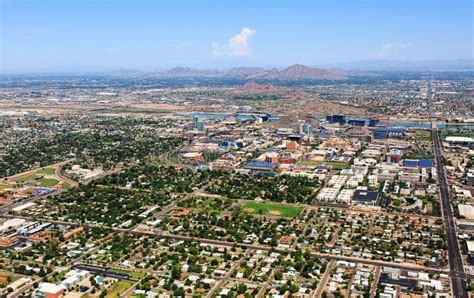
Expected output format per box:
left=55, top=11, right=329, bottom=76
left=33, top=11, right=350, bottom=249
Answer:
left=1, top=0, right=472, bottom=73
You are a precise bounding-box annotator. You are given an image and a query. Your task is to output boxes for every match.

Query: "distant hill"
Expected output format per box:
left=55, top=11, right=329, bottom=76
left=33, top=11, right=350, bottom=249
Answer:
left=110, top=64, right=349, bottom=80
left=156, top=67, right=217, bottom=77
left=250, top=64, right=347, bottom=80
left=223, top=67, right=267, bottom=77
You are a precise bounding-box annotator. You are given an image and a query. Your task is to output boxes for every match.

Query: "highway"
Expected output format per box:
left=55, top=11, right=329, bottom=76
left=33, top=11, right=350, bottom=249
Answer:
left=429, top=79, right=468, bottom=298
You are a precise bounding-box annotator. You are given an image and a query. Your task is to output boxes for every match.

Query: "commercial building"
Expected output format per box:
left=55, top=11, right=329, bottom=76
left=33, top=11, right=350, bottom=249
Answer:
left=373, top=128, right=405, bottom=140
left=35, top=283, right=65, bottom=298
left=299, top=122, right=313, bottom=135
left=326, top=114, right=346, bottom=124
left=244, top=161, right=277, bottom=171
left=445, top=136, right=474, bottom=146
left=353, top=190, right=379, bottom=206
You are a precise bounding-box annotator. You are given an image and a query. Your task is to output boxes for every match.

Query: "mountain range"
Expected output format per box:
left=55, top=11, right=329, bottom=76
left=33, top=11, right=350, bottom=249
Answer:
left=111, top=64, right=348, bottom=80
left=108, top=59, right=474, bottom=80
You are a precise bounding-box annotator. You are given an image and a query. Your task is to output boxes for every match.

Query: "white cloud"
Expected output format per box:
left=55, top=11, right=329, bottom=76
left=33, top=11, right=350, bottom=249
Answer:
left=377, top=42, right=411, bottom=58
left=228, top=27, right=256, bottom=56
left=212, top=27, right=256, bottom=58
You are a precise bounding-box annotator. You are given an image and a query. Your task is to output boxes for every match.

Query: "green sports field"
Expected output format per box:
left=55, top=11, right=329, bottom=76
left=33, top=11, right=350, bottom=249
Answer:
left=243, top=202, right=302, bottom=217
left=35, top=178, right=59, bottom=187
left=38, top=168, right=56, bottom=175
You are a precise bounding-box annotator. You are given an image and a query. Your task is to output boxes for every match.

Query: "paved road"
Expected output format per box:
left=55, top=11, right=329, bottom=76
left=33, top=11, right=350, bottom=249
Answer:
left=432, top=128, right=468, bottom=297
left=206, top=250, right=251, bottom=298
left=6, top=242, right=103, bottom=297
left=4, top=212, right=474, bottom=281
left=369, top=266, right=381, bottom=298
left=429, top=79, right=468, bottom=298
left=314, top=259, right=335, bottom=297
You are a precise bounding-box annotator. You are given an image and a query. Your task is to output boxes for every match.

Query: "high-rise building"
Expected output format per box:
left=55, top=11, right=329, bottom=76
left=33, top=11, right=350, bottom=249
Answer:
left=192, top=117, right=199, bottom=129
left=196, top=121, right=205, bottom=132
left=299, top=122, right=313, bottom=135
left=326, top=114, right=346, bottom=124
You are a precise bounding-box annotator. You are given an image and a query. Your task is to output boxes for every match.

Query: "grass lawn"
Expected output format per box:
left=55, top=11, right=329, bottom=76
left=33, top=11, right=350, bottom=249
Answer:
left=297, top=160, right=351, bottom=170
left=297, top=160, right=350, bottom=170
left=297, top=160, right=323, bottom=166
left=48, top=270, right=66, bottom=283
left=414, top=130, right=432, bottom=141
left=16, top=174, right=40, bottom=183
left=0, top=184, right=10, bottom=190
left=35, top=178, right=59, bottom=187
left=442, top=130, right=474, bottom=138
left=169, top=155, right=181, bottom=164
left=109, top=268, right=145, bottom=279
left=403, top=153, right=434, bottom=160
left=38, top=168, right=56, bottom=175
left=243, top=202, right=302, bottom=218
left=61, top=183, right=72, bottom=190
left=191, top=198, right=222, bottom=215
left=324, top=162, right=351, bottom=170
left=106, top=280, right=133, bottom=297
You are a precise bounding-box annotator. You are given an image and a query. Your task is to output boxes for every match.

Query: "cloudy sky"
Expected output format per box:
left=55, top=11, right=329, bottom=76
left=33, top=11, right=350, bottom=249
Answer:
left=1, top=0, right=472, bottom=73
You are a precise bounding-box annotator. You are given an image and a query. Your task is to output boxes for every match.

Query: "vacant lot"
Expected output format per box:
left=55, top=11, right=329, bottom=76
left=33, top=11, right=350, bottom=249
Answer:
left=243, top=201, right=302, bottom=217
left=106, top=280, right=133, bottom=297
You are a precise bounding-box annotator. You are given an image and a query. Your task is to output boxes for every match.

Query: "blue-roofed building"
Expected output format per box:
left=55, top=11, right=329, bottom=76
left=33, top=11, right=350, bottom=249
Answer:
left=255, top=171, right=277, bottom=177
left=314, top=131, right=333, bottom=138
left=403, top=160, right=419, bottom=167
left=219, top=140, right=230, bottom=148
left=219, top=140, right=245, bottom=149
left=260, top=114, right=270, bottom=122
left=387, top=128, right=405, bottom=139
left=348, top=119, right=366, bottom=126
left=326, top=114, right=346, bottom=124
left=244, top=161, right=277, bottom=171
left=34, top=187, right=55, bottom=196
left=403, top=159, right=434, bottom=168
left=419, top=159, right=434, bottom=168
left=353, top=190, right=380, bottom=206
left=368, top=119, right=379, bottom=127
left=373, top=127, right=405, bottom=140
left=373, top=128, right=388, bottom=139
